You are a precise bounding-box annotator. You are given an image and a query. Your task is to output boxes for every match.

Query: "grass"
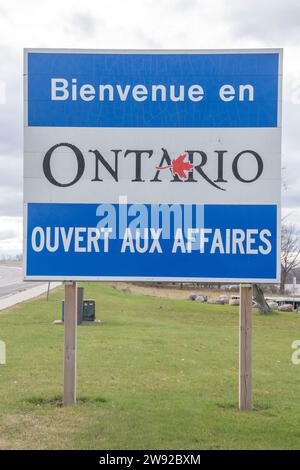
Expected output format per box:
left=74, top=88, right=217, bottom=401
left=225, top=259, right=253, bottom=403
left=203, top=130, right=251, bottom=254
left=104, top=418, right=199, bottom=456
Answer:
left=0, top=282, right=300, bottom=449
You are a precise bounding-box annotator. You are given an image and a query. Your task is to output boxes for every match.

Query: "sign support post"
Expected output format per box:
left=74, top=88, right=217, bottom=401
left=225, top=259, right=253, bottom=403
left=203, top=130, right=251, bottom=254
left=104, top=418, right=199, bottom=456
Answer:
left=239, top=284, right=253, bottom=411
left=63, top=281, right=77, bottom=406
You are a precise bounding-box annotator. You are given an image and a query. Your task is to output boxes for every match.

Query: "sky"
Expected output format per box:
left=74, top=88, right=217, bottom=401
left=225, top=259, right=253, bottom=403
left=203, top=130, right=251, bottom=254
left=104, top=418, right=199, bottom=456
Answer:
left=0, top=0, right=299, bottom=253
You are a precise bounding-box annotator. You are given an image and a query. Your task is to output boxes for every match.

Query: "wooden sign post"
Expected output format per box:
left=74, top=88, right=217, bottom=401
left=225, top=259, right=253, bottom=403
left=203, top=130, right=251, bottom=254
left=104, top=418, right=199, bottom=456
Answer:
left=239, top=284, right=253, bottom=411
left=63, top=281, right=77, bottom=406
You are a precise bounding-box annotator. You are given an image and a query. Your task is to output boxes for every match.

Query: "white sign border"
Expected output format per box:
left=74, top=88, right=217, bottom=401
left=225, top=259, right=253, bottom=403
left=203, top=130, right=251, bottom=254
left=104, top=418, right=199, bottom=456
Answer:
left=23, top=48, right=282, bottom=283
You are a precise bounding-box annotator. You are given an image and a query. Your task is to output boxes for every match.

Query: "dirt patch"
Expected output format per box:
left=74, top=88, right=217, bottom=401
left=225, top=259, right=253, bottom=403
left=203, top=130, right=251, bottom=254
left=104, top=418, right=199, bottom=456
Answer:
left=22, top=395, right=108, bottom=407
left=112, top=282, right=237, bottom=301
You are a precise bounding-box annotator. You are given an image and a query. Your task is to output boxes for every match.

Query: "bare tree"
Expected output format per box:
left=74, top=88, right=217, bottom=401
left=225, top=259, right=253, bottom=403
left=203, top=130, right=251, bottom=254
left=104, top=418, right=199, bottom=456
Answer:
left=253, top=284, right=270, bottom=314
left=280, top=223, right=300, bottom=293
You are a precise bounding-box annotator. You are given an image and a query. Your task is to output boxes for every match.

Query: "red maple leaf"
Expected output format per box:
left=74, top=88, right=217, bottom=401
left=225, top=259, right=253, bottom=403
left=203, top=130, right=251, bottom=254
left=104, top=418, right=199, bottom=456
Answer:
left=156, top=153, right=193, bottom=180
left=171, top=154, right=193, bottom=180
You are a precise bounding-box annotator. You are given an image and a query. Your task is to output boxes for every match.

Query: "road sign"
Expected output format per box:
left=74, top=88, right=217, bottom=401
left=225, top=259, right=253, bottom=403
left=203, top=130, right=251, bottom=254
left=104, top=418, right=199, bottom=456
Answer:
left=24, top=49, right=282, bottom=282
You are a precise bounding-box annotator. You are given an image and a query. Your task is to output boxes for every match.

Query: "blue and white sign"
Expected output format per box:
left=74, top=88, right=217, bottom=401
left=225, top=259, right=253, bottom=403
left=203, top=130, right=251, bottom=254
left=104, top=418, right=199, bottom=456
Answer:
left=24, top=49, right=282, bottom=282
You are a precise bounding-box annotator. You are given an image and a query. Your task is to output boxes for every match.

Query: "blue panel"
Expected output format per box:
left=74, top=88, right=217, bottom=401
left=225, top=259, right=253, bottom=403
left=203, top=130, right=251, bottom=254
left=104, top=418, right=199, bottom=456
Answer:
left=26, top=203, right=277, bottom=279
left=27, top=52, right=279, bottom=128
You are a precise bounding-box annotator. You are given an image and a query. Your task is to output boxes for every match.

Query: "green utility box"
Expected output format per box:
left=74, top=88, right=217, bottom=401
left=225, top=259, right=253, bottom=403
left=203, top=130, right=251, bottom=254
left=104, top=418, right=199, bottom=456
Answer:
left=82, top=300, right=96, bottom=321
left=61, top=299, right=95, bottom=322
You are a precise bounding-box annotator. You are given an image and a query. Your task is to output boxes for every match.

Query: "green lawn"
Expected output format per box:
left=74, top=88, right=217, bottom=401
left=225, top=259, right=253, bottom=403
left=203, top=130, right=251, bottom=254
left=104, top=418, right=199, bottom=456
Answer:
left=0, top=282, right=300, bottom=450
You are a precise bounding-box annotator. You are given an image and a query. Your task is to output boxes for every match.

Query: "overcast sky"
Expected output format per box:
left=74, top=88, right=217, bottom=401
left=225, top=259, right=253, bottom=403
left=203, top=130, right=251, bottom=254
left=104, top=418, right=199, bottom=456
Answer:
left=0, top=0, right=299, bottom=253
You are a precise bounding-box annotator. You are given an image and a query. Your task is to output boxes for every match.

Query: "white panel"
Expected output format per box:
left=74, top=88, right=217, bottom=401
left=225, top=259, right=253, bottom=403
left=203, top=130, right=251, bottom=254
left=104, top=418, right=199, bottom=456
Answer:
left=24, top=127, right=281, bottom=205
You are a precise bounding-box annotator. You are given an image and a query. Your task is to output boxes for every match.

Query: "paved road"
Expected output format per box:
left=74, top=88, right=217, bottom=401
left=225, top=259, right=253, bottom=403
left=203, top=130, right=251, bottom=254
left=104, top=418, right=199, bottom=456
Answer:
left=0, top=265, right=44, bottom=298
